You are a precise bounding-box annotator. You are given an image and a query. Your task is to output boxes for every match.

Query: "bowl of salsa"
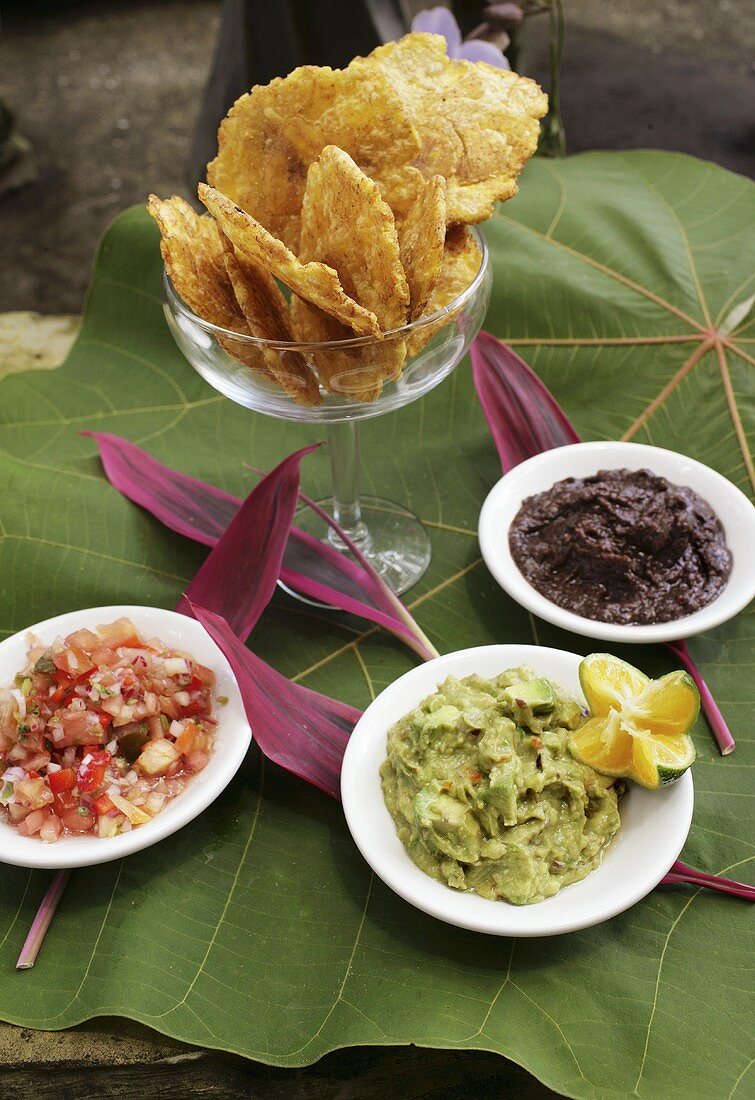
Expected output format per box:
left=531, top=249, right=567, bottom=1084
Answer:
left=0, top=605, right=251, bottom=869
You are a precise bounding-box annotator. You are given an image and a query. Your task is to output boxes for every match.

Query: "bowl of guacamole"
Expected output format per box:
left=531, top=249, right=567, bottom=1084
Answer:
left=380, top=666, right=622, bottom=906
left=341, top=644, right=694, bottom=936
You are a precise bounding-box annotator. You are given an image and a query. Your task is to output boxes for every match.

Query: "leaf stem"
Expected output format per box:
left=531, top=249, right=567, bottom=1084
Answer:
left=16, top=870, right=71, bottom=970
left=663, top=861, right=754, bottom=900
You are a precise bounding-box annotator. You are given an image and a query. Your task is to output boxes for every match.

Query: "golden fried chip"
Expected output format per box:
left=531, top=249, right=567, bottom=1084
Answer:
left=290, top=146, right=409, bottom=402
left=199, top=183, right=379, bottom=337
left=220, top=236, right=321, bottom=407
left=398, top=174, right=446, bottom=320
left=364, top=33, right=548, bottom=224
left=406, top=227, right=482, bottom=357
left=206, top=61, right=420, bottom=251
left=291, top=298, right=403, bottom=403
left=146, top=194, right=272, bottom=380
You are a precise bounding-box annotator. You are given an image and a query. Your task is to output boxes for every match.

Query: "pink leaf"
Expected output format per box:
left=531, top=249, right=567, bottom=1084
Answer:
left=177, top=444, right=320, bottom=640
left=470, top=330, right=579, bottom=472
left=190, top=603, right=358, bottom=800
left=84, top=433, right=437, bottom=659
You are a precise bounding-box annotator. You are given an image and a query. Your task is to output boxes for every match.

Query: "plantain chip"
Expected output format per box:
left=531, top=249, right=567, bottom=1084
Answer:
left=146, top=194, right=272, bottom=379
left=364, top=33, right=548, bottom=224
left=291, top=146, right=409, bottom=402
left=220, top=235, right=321, bottom=407
left=406, top=226, right=483, bottom=357
left=199, top=183, right=379, bottom=337
left=206, top=61, right=420, bottom=251
left=398, top=174, right=446, bottom=320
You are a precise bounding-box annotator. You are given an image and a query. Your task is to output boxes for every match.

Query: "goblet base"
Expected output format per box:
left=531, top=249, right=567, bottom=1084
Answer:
left=290, top=496, right=431, bottom=599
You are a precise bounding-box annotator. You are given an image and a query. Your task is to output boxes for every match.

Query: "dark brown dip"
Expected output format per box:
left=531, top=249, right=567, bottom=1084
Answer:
left=508, top=468, right=732, bottom=625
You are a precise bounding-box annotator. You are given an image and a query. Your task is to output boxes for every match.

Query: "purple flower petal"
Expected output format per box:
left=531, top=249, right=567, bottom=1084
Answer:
left=411, top=6, right=462, bottom=55
left=458, top=39, right=511, bottom=68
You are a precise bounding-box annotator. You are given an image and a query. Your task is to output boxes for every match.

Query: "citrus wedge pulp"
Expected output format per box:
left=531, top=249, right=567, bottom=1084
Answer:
left=569, top=653, right=699, bottom=790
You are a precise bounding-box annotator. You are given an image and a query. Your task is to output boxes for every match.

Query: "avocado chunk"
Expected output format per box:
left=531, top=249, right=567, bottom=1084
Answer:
left=414, top=786, right=481, bottom=863
left=423, top=704, right=461, bottom=731
left=503, top=679, right=554, bottom=713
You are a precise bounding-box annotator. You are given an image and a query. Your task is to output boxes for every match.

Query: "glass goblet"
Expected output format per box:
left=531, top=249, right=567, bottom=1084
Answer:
left=162, top=229, right=491, bottom=595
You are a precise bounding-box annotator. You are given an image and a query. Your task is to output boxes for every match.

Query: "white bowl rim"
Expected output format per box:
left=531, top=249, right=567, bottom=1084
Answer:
left=0, top=605, right=251, bottom=869
left=341, top=643, right=694, bottom=937
left=478, top=440, right=755, bottom=644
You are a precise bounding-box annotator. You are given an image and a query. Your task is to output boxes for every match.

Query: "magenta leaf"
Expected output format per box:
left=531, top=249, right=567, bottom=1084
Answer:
left=470, top=329, right=579, bottom=472
left=85, top=433, right=437, bottom=660
left=662, top=861, right=754, bottom=901
left=82, top=431, right=238, bottom=548
left=190, top=603, right=358, bottom=800
left=471, top=330, right=735, bottom=756
left=177, top=444, right=319, bottom=640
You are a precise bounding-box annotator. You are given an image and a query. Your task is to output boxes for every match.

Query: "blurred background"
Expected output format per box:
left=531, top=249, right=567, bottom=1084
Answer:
left=0, top=0, right=753, bottom=322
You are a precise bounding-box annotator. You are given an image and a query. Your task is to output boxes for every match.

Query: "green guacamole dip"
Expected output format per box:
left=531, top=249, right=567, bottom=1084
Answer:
left=380, top=666, right=622, bottom=905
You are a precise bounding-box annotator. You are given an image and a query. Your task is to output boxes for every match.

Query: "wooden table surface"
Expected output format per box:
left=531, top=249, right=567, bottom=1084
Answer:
left=2, top=1017, right=559, bottom=1098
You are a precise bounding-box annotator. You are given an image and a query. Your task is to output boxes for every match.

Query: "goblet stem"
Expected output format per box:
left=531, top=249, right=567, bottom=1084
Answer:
left=327, top=421, right=370, bottom=549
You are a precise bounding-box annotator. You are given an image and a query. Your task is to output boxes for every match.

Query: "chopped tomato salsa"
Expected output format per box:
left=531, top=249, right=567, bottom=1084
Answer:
left=0, top=617, right=217, bottom=841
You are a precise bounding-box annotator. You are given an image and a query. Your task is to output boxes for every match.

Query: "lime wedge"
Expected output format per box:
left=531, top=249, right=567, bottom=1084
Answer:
left=570, top=654, right=698, bottom=790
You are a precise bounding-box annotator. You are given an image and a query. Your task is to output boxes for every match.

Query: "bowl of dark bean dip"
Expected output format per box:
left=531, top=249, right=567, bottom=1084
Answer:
left=478, top=442, right=755, bottom=644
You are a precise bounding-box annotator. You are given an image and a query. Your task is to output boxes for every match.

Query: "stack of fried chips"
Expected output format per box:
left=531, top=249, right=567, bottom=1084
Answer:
left=149, top=33, right=547, bottom=405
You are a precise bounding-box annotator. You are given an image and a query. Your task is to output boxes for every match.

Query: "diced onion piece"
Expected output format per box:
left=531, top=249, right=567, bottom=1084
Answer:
left=163, top=657, right=190, bottom=676
left=144, top=792, right=166, bottom=814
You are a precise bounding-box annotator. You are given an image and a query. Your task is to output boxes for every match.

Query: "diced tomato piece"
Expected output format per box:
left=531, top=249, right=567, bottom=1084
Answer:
left=190, top=663, right=215, bottom=689
left=60, top=806, right=95, bottom=833
left=77, top=749, right=111, bottom=793
left=57, top=708, right=107, bottom=748
left=174, top=720, right=199, bottom=754
left=93, top=793, right=115, bottom=816
left=40, top=813, right=63, bottom=842
left=53, top=644, right=94, bottom=679
left=49, top=680, right=71, bottom=706
left=96, top=617, right=142, bottom=649
left=89, top=644, right=120, bottom=667
left=52, top=789, right=80, bottom=816
left=186, top=749, right=210, bottom=773
left=47, top=767, right=76, bottom=794
left=17, top=808, right=50, bottom=836
left=98, top=711, right=112, bottom=731
left=180, top=698, right=210, bottom=719
left=65, top=628, right=100, bottom=651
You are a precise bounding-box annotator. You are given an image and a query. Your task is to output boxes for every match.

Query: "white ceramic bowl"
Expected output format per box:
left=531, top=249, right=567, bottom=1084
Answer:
left=341, top=644, right=693, bottom=937
left=0, top=605, right=251, bottom=869
left=478, top=441, right=755, bottom=644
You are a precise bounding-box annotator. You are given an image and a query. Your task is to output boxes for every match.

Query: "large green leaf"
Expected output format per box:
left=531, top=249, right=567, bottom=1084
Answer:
left=0, top=151, right=752, bottom=1100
